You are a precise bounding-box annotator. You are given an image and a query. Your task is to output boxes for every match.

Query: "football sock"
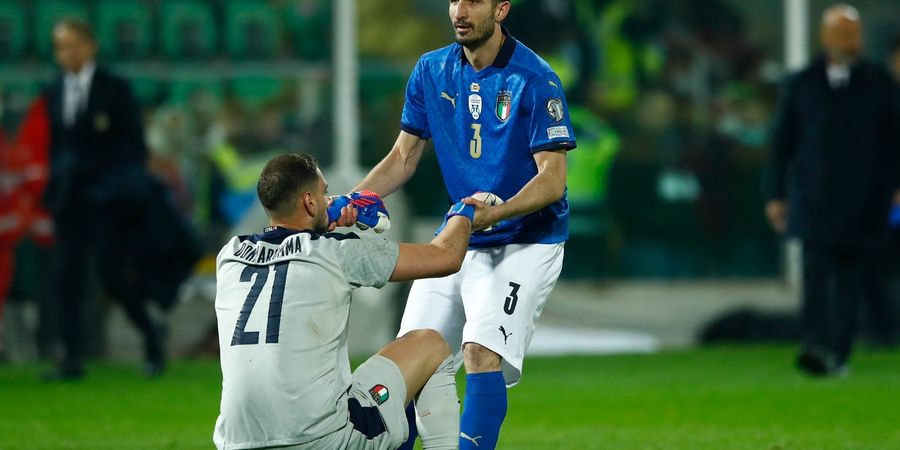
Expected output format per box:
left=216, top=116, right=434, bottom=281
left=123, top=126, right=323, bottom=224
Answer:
left=397, top=403, right=418, bottom=450
left=416, top=354, right=459, bottom=450
left=459, top=371, right=507, bottom=450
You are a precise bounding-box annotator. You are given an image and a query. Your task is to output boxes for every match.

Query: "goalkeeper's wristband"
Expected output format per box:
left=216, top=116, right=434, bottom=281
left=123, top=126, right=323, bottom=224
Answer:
left=445, top=201, right=475, bottom=223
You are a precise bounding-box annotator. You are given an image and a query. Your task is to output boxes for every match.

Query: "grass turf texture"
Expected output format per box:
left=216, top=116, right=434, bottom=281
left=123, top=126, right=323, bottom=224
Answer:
left=0, top=345, right=897, bottom=449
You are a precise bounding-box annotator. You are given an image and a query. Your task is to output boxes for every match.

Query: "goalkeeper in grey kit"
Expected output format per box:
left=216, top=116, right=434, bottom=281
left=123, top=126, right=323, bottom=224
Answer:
left=213, top=152, right=479, bottom=449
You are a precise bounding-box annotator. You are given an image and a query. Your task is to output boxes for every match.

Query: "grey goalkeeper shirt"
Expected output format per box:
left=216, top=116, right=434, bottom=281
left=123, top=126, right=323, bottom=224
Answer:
left=213, top=227, right=399, bottom=450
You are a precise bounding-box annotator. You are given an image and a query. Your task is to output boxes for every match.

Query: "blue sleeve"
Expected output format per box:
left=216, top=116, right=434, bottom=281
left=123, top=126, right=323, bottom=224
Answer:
left=526, top=72, right=576, bottom=153
left=400, top=59, right=432, bottom=139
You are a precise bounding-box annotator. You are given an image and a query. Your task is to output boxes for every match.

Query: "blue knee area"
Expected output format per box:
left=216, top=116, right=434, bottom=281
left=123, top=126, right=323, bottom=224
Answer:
left=459, top=371, right=507, bottom=450
left=397, top=402, right=418, bottom=450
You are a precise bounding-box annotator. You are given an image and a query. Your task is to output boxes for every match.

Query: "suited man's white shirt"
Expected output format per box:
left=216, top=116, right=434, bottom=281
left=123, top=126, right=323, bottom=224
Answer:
left=827, top=63, right=851, bottom=89
left=63, top=60, right=96, bottom=127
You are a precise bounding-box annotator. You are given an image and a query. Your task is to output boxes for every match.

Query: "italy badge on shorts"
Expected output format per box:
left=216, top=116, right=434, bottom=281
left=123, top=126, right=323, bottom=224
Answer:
left=496, top=91, right=512, bottom=121
left=369, top=384, right=389, bottom=405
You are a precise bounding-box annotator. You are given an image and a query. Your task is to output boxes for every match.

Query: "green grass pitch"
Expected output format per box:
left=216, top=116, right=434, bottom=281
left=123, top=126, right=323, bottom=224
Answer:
left=1, top=345, right=897, bottom=449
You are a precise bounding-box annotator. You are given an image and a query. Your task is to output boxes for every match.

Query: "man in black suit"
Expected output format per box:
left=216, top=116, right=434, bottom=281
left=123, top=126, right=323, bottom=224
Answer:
left=43, top=19, right=164, bottom=379
left=764, top=4, right=900, bottom=376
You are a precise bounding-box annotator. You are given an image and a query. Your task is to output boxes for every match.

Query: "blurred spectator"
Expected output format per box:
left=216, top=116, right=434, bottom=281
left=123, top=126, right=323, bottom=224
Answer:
left=358, top=0, right=447, bottom=59
left=146, top=106, right=203, bottom=214
left=42, top=19, right=164, bottom=380
left=585, top=0, right=667, bottom=115
left=566, top=104, right=620, bottom=207
left=208, top=101, right=293, bottom=226
left=0, top=97, right=54, bottom=359
left=763, top=5, right=900, bottom=376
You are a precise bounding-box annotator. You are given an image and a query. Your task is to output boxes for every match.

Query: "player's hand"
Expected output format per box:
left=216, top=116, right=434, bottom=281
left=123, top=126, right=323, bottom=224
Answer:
left=765, top=200, right=788, bottom=234
left=461, top=196, right=503, bottom=232
left=327, top=191, right=391, bottom=233
left=327, top=196, right=358, bottom=232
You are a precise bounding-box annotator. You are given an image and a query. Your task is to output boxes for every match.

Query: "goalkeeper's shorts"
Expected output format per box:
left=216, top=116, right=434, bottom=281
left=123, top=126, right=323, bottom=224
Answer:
left=276, top=355, right=409, bottom=450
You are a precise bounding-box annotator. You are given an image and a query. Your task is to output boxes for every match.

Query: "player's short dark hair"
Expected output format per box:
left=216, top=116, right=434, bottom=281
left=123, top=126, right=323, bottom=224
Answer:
left=54, top=18, right=96, bottom=43
left=257, top=153, right=320, bottom=218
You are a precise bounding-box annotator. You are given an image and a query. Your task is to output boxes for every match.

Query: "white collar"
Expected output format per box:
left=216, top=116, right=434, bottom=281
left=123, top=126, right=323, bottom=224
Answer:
left=65, top=61, right=96, bottom=87
left=826, top=63, right=850, bottom=88
left=827, top=63, right=849, bottom=74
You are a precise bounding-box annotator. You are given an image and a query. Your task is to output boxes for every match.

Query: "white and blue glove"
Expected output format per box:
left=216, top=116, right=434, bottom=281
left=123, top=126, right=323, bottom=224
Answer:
left=327, top=191, right=391, bottom=233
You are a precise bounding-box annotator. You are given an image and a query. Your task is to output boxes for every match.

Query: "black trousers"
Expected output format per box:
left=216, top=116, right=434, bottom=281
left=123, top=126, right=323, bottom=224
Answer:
left=52, top=202, right=161, bottom=368
left=801, top=242, right=888, bottom=365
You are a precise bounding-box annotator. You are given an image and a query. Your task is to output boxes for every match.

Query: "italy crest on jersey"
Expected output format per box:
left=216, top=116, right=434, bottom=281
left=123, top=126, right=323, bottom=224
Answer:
left=496, top=91, right=512, bottom=121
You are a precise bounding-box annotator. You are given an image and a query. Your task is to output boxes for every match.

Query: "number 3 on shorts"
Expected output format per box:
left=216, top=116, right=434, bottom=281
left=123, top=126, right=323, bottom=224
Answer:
left=504, top=282, right=520, bottom=315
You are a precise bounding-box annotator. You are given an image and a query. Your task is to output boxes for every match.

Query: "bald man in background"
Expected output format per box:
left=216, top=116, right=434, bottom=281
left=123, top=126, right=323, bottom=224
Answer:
left=764, top=4, right=900, bottom=376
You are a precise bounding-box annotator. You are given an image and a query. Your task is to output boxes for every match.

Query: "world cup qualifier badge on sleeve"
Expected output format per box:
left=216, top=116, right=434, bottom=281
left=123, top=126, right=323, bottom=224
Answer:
left=546, top=98, right=565, bottom=122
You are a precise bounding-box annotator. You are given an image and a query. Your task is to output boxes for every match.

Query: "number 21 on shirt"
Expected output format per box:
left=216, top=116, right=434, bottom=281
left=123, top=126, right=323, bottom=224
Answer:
left=231, top=262, right=288, bottom=346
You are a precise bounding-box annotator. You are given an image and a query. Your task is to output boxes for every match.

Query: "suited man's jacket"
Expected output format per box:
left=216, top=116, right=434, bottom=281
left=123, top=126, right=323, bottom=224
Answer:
left=42, top=66, right=149, bottom=214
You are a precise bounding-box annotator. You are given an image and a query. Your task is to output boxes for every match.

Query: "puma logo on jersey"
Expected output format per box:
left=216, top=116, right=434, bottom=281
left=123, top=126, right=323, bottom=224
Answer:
left=441, top=92, right=458, bottom=108
left=460, top=432, right=483, bottom=446
left=499, top=326, right=512, bottom=345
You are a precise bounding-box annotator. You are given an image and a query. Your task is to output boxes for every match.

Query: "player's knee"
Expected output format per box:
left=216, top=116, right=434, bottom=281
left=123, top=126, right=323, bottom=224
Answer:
left=402, top=328, right=451, bottom=358
left=463, top=342, right=501, bottom=373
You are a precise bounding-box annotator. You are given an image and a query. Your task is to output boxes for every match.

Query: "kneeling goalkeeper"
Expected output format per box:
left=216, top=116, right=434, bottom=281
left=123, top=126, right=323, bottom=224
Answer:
left=213, top=153, right=477, bottom=450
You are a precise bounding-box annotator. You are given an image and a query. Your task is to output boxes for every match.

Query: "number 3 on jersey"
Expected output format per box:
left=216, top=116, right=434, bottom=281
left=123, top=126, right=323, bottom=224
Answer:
left=470, top=124, right=482, bottom=159
left=231, top=262, right=288, bottom=346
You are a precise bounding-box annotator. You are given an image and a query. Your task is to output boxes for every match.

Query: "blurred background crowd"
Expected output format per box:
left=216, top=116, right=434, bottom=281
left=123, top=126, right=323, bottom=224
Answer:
left=1, top=0, right=899, bottom=367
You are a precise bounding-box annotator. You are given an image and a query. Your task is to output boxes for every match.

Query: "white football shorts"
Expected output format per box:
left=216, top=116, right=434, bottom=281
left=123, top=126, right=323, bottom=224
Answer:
left=278, top=355, right=408, bottom=450
left=398, top=243, right=564, bottom=386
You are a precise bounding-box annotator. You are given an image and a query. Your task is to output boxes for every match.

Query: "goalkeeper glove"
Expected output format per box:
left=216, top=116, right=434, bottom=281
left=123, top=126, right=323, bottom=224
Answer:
left=327, top=191, right=391, bottom=233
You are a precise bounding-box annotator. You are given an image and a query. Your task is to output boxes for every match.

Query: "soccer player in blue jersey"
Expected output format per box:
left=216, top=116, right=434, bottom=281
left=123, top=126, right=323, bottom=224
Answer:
left=353, top=1, right=575, bottom=448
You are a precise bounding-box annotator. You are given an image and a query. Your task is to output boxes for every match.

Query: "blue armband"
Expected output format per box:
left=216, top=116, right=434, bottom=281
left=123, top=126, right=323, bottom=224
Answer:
left=446, top=201, right=475, bottom=223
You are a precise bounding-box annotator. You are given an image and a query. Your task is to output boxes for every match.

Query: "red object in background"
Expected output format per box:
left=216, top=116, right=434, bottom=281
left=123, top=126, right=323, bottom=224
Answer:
left=0, top=97, right=53, bottom=318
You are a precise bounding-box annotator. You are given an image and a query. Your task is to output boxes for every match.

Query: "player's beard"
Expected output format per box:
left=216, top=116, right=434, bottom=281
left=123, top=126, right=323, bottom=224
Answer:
left=453, top=16, right=496, bottom=49
left=313, top=208, right=329, bottom=234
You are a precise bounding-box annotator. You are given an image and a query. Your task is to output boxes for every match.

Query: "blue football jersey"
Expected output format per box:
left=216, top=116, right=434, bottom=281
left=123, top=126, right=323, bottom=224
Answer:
left=400, top=28, right=577, bottom=248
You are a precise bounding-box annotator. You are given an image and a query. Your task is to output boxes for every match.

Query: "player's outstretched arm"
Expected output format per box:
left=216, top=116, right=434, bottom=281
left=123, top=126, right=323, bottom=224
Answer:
left=389, top=204, right=475, bottom=282
left=464, top=149, right=567, bottom=231
left=354, top=131, right=428, bottom=198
